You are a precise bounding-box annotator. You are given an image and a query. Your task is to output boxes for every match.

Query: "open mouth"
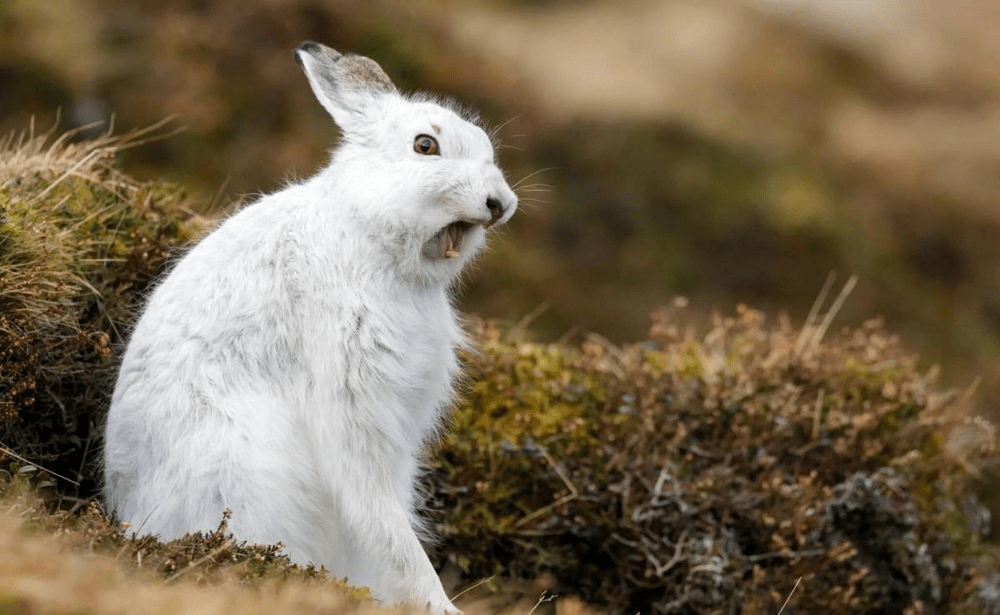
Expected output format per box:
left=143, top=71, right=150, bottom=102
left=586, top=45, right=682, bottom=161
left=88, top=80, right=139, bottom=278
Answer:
left=424, top=220, right=477, bottom=260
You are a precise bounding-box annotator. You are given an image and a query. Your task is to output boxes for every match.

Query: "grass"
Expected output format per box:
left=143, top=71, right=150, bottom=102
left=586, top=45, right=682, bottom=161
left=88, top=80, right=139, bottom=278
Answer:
left=0, top=487, right=376, bottom=615
left=1, top=117, right=208, bottom=496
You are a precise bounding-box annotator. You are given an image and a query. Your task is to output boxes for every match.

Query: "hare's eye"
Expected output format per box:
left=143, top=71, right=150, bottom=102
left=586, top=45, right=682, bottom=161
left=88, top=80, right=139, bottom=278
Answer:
left=414, top=134, right=440, bottom=156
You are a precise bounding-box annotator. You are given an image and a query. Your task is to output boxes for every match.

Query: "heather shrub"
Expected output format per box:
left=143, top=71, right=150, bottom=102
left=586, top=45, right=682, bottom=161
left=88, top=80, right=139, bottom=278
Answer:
left=430, top=305, right=997, bottom=613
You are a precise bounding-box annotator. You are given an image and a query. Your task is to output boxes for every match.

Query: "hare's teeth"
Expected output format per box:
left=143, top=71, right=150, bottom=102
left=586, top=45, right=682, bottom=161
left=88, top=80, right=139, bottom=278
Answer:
left=439, top=229, right=450, bottom=258
left=442, top=223, right=462, bottom=258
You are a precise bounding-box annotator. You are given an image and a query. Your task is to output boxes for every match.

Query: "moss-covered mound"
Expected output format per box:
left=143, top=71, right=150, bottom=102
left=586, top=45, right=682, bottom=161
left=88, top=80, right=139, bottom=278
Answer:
left=0, top=478, right=374, bottom=615
left=0, top=476, right=336, bottom=587
left=0, top=122, right=207, bottom=496
left=431, top=306, right=998, bottom=614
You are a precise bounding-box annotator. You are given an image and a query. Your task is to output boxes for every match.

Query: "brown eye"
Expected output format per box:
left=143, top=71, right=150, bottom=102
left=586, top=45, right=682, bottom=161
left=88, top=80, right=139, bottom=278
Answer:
left=413, top=134, right=440, bottom=156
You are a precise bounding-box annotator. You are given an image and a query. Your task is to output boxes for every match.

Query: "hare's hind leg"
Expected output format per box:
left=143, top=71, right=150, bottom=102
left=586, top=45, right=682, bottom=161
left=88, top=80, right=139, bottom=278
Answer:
left=104, top=433, right=232, bottom=540
left=104, top=392, right=234, bottom=539
left=188, top=394, right=358, bottom=573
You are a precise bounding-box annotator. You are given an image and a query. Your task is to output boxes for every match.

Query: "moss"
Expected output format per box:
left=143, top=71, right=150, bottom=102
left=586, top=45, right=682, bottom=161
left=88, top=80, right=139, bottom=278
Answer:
left=0, top=125, right=207, bottom=497
left=429, top=307, right=998, bottom=613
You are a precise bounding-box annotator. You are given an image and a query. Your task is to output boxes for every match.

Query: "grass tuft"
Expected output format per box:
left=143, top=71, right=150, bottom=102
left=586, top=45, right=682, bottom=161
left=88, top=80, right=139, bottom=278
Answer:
left=0, top=119, right=206, bottom=496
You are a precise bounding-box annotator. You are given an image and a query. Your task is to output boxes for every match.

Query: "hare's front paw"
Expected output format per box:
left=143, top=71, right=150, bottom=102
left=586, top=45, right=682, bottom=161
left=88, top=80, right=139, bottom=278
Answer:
left=427, top=600, right=462, bottom=615
left=421, top=588, right=461, bottom=615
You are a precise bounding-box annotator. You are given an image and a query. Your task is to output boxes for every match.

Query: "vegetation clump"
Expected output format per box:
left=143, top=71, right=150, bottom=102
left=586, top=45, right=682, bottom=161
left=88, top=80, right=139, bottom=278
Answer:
left=0, top=120, right=207, bottom=495
left=431, top=302, right=998, bottom=614
left=0, top=473, right=340, bottom=587
left=0, top=474, right=374, bottom=615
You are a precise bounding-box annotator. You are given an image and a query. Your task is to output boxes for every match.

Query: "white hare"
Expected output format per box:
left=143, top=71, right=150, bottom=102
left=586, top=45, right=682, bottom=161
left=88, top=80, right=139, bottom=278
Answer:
left=103, top=41, right=516, bottom=613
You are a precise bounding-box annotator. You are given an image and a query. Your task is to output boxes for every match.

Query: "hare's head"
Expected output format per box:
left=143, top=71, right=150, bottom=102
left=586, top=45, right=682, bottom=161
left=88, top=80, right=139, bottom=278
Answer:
left=295, top=42, right=517, bottom=283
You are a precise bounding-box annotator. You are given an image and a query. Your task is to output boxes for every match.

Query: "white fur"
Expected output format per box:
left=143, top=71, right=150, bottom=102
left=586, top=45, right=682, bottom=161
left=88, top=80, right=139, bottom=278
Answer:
left=103, top=43, right=516, bottom=614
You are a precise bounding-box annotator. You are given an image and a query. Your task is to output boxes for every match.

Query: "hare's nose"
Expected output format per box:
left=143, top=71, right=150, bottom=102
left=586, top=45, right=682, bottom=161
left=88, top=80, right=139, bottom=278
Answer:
left=486, top=196, right=505, bottom=226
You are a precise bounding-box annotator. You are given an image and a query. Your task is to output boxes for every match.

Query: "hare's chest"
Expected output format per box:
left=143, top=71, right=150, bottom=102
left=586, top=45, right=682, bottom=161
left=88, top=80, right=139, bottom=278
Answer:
left=313, top=295, right=460, bottom=432
left=396, top=314, right=459, bottom=406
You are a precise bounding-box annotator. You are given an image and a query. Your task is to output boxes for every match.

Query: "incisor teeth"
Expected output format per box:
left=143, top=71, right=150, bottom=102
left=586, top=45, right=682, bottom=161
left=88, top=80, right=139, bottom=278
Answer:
left=441, top=223, right=462, bottom=259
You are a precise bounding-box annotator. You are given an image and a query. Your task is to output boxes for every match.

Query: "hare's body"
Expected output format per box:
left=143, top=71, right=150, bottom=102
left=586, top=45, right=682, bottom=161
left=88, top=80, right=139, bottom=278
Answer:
left=104, top=43, right=516, bottom=613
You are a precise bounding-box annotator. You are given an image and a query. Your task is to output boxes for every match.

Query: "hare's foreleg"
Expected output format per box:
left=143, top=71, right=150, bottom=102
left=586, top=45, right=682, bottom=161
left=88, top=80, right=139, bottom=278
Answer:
left=329, top=431, right=458, bottom=614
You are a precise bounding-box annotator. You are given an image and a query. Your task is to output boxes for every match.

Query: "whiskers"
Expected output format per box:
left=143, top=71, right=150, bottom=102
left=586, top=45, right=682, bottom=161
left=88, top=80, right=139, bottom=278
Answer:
left=511, top=167, right=554, bottom=210
left=487, top=115, right=554, bottom=210
left=486, top=115, right=521, bottom=147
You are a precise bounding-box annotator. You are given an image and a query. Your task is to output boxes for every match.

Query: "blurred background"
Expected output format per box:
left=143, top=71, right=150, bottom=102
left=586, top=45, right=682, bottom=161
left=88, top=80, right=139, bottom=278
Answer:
left=2, top=0, right=997, bottom=471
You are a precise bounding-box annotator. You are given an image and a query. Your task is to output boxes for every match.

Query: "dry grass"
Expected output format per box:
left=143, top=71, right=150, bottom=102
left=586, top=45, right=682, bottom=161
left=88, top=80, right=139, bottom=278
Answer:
left=0, top=493, right=379, bottom=615
left=0, top=115, right=180, bottom=191
left=1, top=120, right=207, bottom=494
left=0, top=116, right=186, bottom=335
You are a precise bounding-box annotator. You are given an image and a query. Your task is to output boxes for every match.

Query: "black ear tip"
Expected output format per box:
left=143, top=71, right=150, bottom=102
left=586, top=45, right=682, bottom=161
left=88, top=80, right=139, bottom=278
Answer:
left=294, top=41, right=320, bottom=68
left=298, top=41, right=321, bottom=54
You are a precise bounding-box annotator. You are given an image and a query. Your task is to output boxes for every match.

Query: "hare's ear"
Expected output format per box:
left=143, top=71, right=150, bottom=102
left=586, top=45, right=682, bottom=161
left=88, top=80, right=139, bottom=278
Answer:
left=294, top=41, right=398, bottom=131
